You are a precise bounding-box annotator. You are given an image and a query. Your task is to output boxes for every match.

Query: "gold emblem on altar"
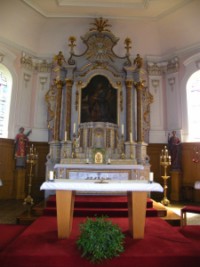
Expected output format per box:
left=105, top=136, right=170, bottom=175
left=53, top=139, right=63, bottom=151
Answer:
left=94, top=152, right=103, bottom=164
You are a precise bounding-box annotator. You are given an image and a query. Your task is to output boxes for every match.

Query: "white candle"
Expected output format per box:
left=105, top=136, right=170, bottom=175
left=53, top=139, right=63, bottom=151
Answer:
left=49, top=171, right=54, bottom=180
left=86, top=158, right=89, bottom=164
left=121, top=124, right=124, bottom=135
left=64, top=131, right=67, bottom=141
left=130, top=132, right=133, bottom=143
left=149, top=172, right=154, bottom=183
left=73, top=123, right=76, bottom=133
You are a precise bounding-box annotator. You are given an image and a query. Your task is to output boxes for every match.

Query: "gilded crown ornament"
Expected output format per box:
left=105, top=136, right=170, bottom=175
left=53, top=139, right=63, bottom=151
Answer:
left=90, top=17, right=111, bottom=32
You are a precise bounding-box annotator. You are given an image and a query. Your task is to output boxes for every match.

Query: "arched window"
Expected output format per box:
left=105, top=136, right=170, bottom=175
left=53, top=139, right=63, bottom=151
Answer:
left=0, top=64, right=12, bottom=138
left=186, top=70, right=200, bottom=141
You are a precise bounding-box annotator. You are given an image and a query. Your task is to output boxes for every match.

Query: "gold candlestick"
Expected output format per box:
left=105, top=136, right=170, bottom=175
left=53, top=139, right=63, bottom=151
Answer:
left=160, top=146, right=171, bottom=206
left=24, top=144, right=38, bottom=205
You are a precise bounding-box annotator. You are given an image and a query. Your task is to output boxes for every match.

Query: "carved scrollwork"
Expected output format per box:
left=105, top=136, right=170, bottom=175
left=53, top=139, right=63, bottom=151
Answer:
left=45, top=83, right=57, bottom=133
left=142, top=87, right=154, bottom=143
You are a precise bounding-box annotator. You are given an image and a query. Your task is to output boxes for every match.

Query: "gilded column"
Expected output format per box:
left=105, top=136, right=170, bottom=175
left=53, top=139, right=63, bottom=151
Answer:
left=53, top=79, right=64, bottom=141
left=125, top=80, right=133, bottom=141
left=65, top=79, right=73, bottom=140
left=134, top=81, right=145, bottom=142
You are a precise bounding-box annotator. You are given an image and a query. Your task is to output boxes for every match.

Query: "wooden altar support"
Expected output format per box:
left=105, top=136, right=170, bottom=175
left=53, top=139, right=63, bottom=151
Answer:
left=40, top=179, right=163, bottom=239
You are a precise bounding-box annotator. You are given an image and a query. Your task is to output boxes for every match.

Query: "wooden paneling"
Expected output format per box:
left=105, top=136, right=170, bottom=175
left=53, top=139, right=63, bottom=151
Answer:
left=181, top=143, right=200, bottom=185
left=148, top=143, right=200, bottom=202
left=25, top=142, right=49, bottom=202
left=0, top=139, right=200, bottom=202
left=0, top=139, right=15, bottom=199
left=147, top=144, right=166, bottom=201
left=0, top=138, right=49, bottom=202
left=147, top=144, right=164, bottom=184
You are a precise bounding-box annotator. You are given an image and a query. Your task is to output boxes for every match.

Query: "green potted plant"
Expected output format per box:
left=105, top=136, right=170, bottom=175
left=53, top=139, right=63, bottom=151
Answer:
left=76, top=216, right=125, bottom=263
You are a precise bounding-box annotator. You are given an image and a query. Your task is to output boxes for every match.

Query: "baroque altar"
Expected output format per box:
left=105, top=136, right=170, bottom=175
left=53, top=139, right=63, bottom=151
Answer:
left=45, top=18, right=153, bottom=182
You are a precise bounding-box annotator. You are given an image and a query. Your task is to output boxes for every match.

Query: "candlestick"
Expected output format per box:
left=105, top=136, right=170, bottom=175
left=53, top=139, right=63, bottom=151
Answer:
left=130, top=132, right=133, bottom=143
left=160, top=145, right=171, bottom=206
left=49, top=171, right=54, bottom=180
left=121, top=124, right=124, bottom=135
left=64, top=131, right=67, bottom=141
left=24, top=144, right=38, bottom=205
left=149, top=172, right=154, bottom=183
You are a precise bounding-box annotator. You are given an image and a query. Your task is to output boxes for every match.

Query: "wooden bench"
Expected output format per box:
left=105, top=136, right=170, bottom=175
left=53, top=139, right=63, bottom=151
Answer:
left=181, top=205, right=200, bottom=226
left=181, top=181, right=200, bottom=226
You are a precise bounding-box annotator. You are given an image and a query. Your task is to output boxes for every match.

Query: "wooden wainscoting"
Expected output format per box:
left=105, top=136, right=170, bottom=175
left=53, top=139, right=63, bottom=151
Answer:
left=0, top=139, right=200, bottom=202
left=148, top=143, right=200, bottom=202
left=0, top=138, right=49, bottom=201
left=181, top=143, right=200, bottom=202
left=0, top=138, right=15, bottom=199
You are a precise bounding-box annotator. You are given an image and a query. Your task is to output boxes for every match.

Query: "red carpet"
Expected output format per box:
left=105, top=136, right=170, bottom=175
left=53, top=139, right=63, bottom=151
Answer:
left=0, top=216, right=200, bottom=267
left=43, top=195, right=158, bottom=217
left=0, top=224, right=27, bottom=251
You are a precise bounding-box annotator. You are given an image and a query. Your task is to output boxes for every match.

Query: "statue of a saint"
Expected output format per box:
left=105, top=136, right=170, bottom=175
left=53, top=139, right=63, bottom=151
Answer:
left=133, top=54, right=143, bottom=69
left=168, top=131, right=181, bottom=170
left=14, top=127, right=32, bottom=168
left=53, top=51, right=65, bottom=67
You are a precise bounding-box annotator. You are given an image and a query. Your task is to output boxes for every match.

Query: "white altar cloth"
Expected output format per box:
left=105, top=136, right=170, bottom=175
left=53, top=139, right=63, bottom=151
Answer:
left=40, top=179, right=163, bottom=193
left=40, top=179, right=163, bottom=239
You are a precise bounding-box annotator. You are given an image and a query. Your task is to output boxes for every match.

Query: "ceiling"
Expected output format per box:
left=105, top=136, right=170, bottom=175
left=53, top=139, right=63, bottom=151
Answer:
left=22, top=0, right=192, bottom=20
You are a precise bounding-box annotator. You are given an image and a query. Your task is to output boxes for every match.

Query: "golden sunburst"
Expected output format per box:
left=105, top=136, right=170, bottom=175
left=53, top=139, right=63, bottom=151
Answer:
left=90, top=17, right=111, bottom=32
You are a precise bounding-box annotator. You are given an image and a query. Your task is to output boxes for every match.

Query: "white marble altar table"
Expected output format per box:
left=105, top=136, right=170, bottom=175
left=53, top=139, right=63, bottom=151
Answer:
left=54, top=163, right=145, bottom=180
left=40, top=179, right=163, bottom=239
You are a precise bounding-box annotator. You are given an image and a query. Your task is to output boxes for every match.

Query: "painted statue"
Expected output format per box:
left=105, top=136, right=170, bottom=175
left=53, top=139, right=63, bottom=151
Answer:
left=168, top=131, right=181, bottom=170
left=14, top=127, right=32, bottom=168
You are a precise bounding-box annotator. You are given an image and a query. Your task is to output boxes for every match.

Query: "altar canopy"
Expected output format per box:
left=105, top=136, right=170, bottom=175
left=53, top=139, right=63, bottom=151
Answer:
left=45, top=17, right=153, bottom=179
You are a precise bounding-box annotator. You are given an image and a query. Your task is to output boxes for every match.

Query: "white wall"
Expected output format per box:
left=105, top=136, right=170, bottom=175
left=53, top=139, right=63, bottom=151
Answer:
left=157, top=0, right=200, bottom=55
left=0, top=0, right=45, bottom=54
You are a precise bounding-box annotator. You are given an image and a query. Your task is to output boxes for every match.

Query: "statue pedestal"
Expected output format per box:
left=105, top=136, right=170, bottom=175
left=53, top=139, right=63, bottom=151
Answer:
left=170, top=170, right=181, bottom=201
left=15, top=168, right=26, bottom=200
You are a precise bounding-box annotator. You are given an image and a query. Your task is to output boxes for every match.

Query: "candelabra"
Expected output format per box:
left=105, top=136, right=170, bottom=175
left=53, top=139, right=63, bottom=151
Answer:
left=160, top=146, right=171, bottom=206
left=24, top=144, right=38, bottom=205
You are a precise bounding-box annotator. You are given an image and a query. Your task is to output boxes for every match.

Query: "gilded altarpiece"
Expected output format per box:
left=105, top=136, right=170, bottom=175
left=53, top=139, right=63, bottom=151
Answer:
left=45, top=18, right=153, bottom=181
